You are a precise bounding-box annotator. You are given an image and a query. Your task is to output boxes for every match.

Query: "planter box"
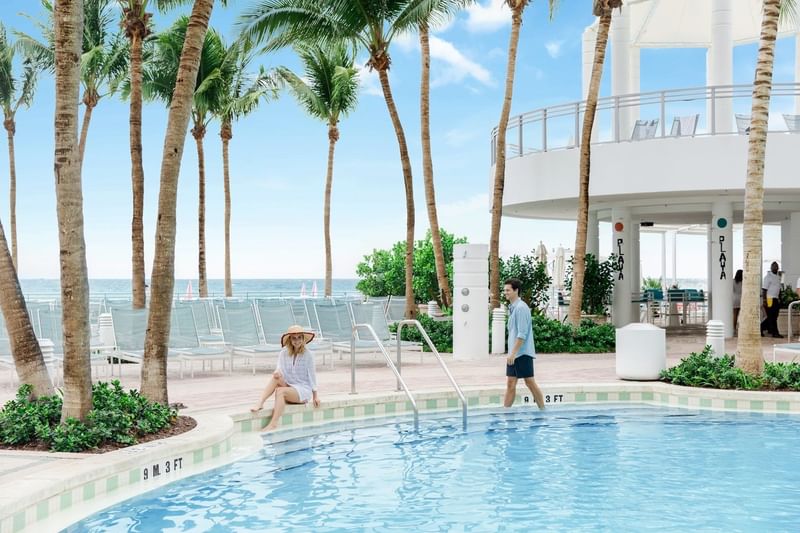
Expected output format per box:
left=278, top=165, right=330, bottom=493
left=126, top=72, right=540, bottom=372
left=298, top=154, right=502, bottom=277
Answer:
left=777, top=308, right=800, bottom=337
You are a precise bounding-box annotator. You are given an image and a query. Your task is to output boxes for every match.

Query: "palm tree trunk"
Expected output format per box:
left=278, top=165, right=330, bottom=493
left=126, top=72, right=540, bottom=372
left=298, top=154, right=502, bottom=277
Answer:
left=419, top=23, right=452, bottom=309
left=130, top=30, right=147, bottom=309
left=324, top=123, right=338, bottom=298
left=193, top=122, right=208, bottom=298
left=77, top=93, right=97, bottom=168
left=54, top=0, right=92, bottom=421
left=377, top=66, right=416, bottom=319
left=737, top=0, right=781, bottom=375
left=221, top=120, right=232, bottom=298
left=142, top=0, right=215, bottom=404
left=0, top=216, right=52, bottom=398
left=567, top=11, right=612, bottom=328
left=489, top=1, right=528, bottom=309
left=3, top=117, right=18, bottom=269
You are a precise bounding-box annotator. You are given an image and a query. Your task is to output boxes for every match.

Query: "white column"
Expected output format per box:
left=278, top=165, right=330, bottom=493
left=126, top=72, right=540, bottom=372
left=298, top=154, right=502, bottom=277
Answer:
left=611, top=8, right=632, bottom=140
left=782, top=213, right=800, bottom=289
left=661, top=232, right=667, bottom=289
left=709, top=0, right=733, bottom=132
left=587, top=210, right=600, bottom=258
left=611, top=207, right=632, bottom=327
left=711, top=202, right=734, bottom=337
left=671, top=231, right=678, bottom=287
left=630, top=221, right=641, bottom=321
left=796, top=34, right=800, bottom=114
left=630, top=46, right=641, bottom=124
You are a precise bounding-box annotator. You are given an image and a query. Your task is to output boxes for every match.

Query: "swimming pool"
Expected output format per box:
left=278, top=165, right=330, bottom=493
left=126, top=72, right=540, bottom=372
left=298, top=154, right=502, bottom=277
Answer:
left=66, top=405, right=800, bottom=531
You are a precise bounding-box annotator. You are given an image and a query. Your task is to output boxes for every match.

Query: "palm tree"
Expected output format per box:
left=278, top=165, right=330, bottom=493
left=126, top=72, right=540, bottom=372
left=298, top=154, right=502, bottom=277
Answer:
left=0, top=25, right=38, bottom=269
left=216, top=39, right=280, bottom=297
left=53, top=0, right=93, bottom=421
left=142, top=0, right=217, bottom=404
left=278, top=44, right=359, bottom=298
left=566, top=0, right=620, bottom=327
left=143, top=17, right=229, bottom=299
left=418, top=1, right=474, bottom=310
left=239, top=0, right=440, bottom=319
left=489, top=0, right=557, bottom=308
left=737, top=0, right=796, bottom=374
left=19, top=0, right=129, bottom=167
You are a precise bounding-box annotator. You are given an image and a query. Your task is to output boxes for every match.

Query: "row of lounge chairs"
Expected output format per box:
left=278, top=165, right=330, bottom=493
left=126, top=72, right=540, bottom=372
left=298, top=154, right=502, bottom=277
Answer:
left=631, top=113, right=800, bottom=141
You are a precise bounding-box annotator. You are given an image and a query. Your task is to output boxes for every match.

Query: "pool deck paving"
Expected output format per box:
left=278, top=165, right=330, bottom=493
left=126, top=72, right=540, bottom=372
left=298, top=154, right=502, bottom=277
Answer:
left=0, top=334, right=792, bottom=501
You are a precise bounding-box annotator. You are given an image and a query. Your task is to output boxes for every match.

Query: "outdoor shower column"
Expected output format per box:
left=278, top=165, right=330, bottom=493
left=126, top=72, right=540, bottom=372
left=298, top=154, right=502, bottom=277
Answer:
left=711, top=202, right=734, bottom=337
left=611, top=8, right=632, bottom=140
left=587, top=210, right=599, bottom=259
left=611, top=207, right=632, bottom=327
left=709, top=0, right=733, bottom=133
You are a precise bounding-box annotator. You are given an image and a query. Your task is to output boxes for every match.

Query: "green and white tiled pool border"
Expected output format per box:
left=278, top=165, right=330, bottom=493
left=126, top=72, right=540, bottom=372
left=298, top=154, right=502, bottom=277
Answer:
left=5, top=382, right=800, bottom=532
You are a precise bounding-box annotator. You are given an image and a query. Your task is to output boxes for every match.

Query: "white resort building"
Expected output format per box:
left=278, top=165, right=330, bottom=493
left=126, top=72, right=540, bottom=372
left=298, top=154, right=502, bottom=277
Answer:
left=495, top=0, right=800, bottom=337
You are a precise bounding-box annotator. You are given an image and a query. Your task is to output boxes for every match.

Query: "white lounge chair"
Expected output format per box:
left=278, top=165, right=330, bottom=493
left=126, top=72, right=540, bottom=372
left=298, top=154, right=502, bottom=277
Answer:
left=773, top=343, right=800, bottom=362
left=783, top=113, right=800, bottom=133
left=217, top=300, right=282, bottom=374
left=735, top=114, right=751, bottom=135
left=670, top=114, right=699, bottom=137
left=631, top=119, right=659, bottom=141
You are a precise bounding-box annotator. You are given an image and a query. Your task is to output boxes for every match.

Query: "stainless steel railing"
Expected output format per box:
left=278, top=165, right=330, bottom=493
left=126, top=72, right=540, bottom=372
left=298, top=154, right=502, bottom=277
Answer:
left=490, top=83, right=800, bottom=163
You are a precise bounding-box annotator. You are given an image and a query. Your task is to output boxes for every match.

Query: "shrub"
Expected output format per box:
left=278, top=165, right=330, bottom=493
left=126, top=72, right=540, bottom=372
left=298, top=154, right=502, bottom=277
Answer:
left=0, top=380, right=177, bottom=452
left=564, top=253, right=618, bottom=316
left=392, top=314, right=453, bottom=353
left=532, top=315, right=615, bottom=353
left=499, top=253, right=552, bottom=314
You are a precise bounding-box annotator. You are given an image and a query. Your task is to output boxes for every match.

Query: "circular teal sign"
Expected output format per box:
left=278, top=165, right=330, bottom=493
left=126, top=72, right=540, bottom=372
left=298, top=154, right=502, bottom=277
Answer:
left=717, top=218, right=728, bottom=229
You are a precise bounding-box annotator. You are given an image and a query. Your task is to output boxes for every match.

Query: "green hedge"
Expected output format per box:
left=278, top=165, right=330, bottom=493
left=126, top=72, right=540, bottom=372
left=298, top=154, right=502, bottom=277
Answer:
left=0, top=381, right=177, bottom=452
left=392, top=313, right=615, bottom=354
left=661, top=346, right=800, bottom=391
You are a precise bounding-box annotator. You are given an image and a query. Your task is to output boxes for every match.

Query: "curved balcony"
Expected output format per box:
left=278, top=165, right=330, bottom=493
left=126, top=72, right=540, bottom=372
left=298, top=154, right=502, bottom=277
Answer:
left=493, top=83, right=800, bottom=222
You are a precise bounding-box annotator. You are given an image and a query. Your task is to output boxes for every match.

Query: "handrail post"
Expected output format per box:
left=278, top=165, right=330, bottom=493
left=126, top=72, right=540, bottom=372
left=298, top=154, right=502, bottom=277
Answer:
left=396, top=323, right=403, bottom=392
left=710, top=87, right=716, bottom=135
left=660, top=91, right=666, bottom=137
left=350, top=330, right=356, bottom=394
left=518, top=115, right=524, bottom=156
left=789, top=300, right=799, bottom=342
left=542, top=108, right=548, bottom=152
left=614, top=96, right=620, bottom=142
left=574, top=102, right=580, bottom=148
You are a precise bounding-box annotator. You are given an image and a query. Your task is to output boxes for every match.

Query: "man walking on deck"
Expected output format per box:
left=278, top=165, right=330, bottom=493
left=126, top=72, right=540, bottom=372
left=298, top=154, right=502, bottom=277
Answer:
left=503, top=278, right=545, bottom=409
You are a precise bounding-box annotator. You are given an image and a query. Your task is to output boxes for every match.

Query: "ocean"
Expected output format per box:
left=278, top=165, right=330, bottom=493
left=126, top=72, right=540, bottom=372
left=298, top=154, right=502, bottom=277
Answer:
left=18, top=279, right=361, bottom=300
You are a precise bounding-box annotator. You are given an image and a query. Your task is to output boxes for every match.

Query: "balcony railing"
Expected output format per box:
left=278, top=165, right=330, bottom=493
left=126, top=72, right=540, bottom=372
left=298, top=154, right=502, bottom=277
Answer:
left=490, top=83, right=800, bottom=164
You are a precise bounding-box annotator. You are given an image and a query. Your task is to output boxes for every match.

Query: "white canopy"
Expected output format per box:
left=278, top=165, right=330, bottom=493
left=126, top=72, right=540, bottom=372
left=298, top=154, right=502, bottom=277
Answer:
left=623, top=0, right=798, bottom=48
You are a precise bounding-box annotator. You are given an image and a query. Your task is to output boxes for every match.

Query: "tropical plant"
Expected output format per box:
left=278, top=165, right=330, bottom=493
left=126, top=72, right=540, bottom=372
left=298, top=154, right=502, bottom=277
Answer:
left=217, top=39, right=280, bottom=297
left=566, top=0, right=620, bottom=327
left=780, top=285, right=799, bottom=308
left=278, top=43, right=358, bottom=298
left=418, top=1, right=474, bottom=309
left=19, top=0, right=129, bottom=166
left=642, top=277, right=662, bottom=291
left=143, top=0, right=217, bottom=404
left=0, top=24, right=39, bottom=269
left=564, top=253, right=617, bottom=316
left=239, top=0, right=454, bottom=319
left=143, top=17, right=231, bottom=299
left=52, top=0, right=93, bottom=421
left=499, top=252, right=552, bottom=314
left=737, top=0, right=797, bottom=375
left=489, top=0, right=558, bottom=309
left=356, top=230, right=466, bottom=305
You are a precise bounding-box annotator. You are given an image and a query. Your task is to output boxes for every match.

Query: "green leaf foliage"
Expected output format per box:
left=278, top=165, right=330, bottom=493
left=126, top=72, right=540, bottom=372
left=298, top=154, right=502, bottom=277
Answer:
left=391, top=314, right=453, bottom=353
left=499, top=252, right=552, bottom=314
left=564, top=253, right=619, bottom=316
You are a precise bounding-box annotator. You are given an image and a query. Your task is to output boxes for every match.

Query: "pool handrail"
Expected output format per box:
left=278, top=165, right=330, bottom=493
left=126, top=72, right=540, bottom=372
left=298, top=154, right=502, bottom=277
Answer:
left=396, top=319, right=467, bottom=431
left=350, top=323, right=419, bottom=431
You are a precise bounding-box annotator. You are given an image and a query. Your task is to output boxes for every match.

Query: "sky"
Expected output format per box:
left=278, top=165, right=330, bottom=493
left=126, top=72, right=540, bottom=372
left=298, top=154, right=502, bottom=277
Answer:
left=0, top=0, right=791, bottom=281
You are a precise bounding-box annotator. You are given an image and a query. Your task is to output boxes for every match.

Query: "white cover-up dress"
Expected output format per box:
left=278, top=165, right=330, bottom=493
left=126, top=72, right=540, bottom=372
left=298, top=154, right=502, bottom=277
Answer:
left=277, top=348, right=317, bottom=403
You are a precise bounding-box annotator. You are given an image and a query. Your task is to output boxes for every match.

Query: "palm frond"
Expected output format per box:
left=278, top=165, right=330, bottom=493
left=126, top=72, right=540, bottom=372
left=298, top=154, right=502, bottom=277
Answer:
left=14, top=59, right=38, bottom=111
left=393, top=0, right=474, bottom=35
left=277, top=66, right=328, bottom=120
left=780, top=0, right=799, bottom=26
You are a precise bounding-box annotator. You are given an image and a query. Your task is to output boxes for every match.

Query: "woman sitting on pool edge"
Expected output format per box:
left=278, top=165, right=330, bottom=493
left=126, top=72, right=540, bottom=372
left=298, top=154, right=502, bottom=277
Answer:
left=251, top=325, right=320, bottom=431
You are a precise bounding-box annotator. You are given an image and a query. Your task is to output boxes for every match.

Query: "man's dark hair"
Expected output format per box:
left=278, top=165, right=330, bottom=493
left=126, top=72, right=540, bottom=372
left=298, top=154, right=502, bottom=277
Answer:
left=504, top=278, right=522, bottom=293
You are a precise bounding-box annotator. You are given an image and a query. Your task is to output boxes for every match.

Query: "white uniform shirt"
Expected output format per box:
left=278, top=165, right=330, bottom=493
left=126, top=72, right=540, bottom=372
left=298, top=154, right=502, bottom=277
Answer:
left=762, top=272, right=781, bottom=298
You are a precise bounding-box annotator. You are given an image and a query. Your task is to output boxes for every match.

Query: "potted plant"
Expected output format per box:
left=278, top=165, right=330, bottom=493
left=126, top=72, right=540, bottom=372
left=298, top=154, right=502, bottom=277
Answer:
left=565, top=253, right=618, bottom=324
left=778, top=285, right=800, bottom=336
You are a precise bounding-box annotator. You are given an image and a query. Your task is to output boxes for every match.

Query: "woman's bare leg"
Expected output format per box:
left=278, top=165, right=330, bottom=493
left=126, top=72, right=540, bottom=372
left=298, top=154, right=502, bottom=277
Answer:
left=263, top=386, right=302, bottom=431
left=251, top=376, right=286, bottom=412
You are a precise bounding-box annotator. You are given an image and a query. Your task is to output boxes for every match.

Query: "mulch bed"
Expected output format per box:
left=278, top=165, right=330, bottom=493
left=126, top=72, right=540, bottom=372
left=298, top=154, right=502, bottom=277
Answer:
left=0, top=416, right=197, bottom=454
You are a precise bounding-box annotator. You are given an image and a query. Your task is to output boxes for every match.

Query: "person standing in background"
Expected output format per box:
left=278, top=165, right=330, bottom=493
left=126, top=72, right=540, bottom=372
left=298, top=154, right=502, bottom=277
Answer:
left=761, top=262, right=783, bottom=338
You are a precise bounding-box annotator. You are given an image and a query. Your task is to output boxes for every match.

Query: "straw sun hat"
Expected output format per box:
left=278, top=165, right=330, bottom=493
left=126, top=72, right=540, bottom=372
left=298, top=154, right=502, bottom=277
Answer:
left=280, top=325, right=315, bottom=347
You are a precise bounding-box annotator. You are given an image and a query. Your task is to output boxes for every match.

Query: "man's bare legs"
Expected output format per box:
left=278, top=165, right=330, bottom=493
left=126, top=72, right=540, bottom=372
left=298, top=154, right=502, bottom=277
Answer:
left=523, top=377, right=545, bottom=409
left=504, top=377, right=518, bottom=407
left=264, top=386, right=302, bottom=431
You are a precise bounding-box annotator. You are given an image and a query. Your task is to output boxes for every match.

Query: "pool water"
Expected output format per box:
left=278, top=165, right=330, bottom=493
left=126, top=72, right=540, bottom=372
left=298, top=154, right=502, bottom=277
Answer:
left=67, top=405, right=800, bottom=531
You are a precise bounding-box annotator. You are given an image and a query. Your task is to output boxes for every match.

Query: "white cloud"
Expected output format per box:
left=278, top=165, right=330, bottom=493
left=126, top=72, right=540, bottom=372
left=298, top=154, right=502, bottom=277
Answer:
left=545, top=40, right=565, bottom=59
left=393, top=31, right=417, bottom=52
left=356, top=60, right=382, bottom=97
left=465, top=0, right=510, bottom=34
left=429, top=36, right=494, bottom=87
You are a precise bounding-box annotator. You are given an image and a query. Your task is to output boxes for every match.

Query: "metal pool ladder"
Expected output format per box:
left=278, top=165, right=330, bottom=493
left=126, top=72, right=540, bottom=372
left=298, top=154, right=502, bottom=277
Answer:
left=350, top=319, right=468, bottom=432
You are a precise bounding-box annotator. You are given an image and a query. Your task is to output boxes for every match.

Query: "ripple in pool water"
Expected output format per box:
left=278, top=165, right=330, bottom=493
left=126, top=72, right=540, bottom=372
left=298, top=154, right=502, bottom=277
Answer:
left=66, top=406, right=800, bottom=532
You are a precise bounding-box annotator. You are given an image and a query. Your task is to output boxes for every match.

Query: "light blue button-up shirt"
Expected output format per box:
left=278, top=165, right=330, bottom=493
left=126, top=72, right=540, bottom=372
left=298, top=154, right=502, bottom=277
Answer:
left=507, top=298, right=535, bottom=359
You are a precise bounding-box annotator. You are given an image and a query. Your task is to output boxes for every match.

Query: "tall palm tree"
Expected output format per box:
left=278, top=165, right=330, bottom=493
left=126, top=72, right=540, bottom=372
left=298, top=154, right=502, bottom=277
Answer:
left=142, top=0, right=217, bottom=404
left=737, top=0, right=796, bottom=374
left=239, top=0, right=441, bottom=319
left=418, top=1, right=474, bottom=309
left=19, top=0, right=129, bottom=167
left=53, top=0, right=93, bottom=421
left=489, top=0, right=557, bottom=308
left=216, top=39, right=280, bottom=297
left=0, top=24, right=38, bottom=269
left=566, top=0, right=619, bottom=327
left=143, top=18, right=229, bottom=299
left=278, top=44, right=359, bottom=298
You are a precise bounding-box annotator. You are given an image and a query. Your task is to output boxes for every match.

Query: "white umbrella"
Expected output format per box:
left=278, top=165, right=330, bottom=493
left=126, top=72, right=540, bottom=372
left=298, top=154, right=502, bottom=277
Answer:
left=300, top=282, right=307, bottom=298
left=183, top=280, right=193, bottom=301
left=535, top=241, right=548, bottom=267
left=554, top=246, right=566, bottom=289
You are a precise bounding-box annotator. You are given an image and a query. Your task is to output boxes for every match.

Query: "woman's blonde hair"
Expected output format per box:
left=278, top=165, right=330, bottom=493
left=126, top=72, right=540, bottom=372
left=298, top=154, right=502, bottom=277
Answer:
left=286, top=335, right=307, bottom=356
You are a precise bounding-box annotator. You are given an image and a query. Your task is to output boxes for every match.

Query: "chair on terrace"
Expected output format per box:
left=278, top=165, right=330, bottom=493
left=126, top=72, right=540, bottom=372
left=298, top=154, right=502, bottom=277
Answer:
left=217, top=300, right=282, bottom=374
left=631, top=119, right=659, bottom=141
left=257, top=299, right=331, bottom=367
left=735, top=114, right=751, bottom=135
left=110, top=307, right=185, bottom=377
left=38, top=307, right=108, bottom=378
left=783, top=114, right=800, bottom=133
left=669, top=114, right=699, bottom=137
left=385, top=296, right=407, bottom=324
left=349, top=301, right=422, bottom=362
